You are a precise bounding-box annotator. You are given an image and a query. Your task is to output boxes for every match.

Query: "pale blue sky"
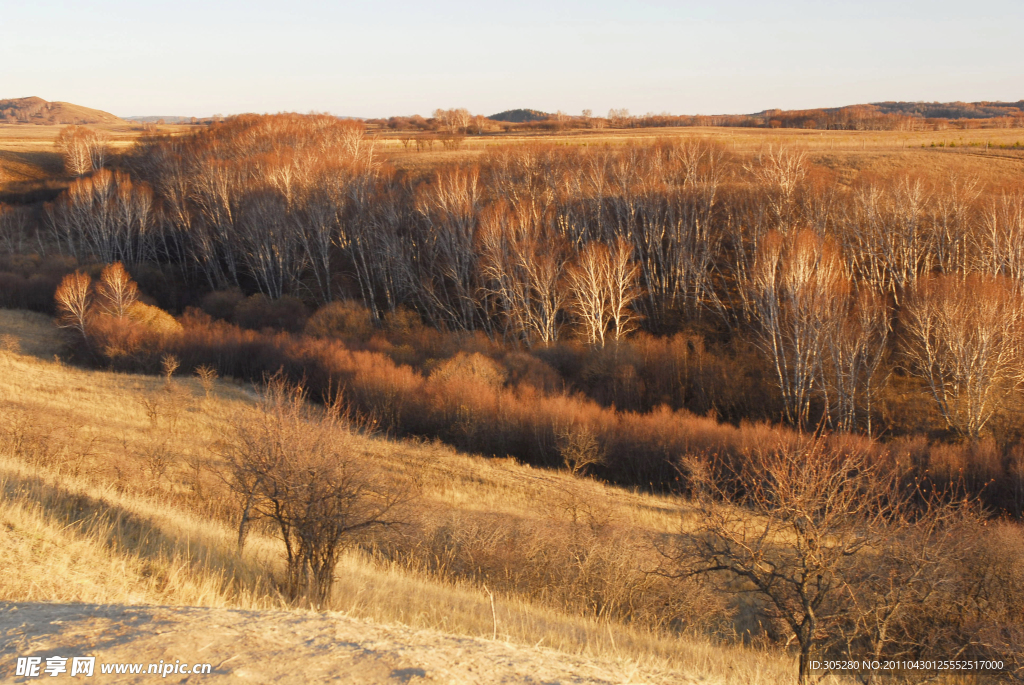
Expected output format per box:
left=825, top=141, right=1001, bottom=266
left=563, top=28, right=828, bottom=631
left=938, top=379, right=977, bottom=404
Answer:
left=2, top=0, right=1021, bottom=118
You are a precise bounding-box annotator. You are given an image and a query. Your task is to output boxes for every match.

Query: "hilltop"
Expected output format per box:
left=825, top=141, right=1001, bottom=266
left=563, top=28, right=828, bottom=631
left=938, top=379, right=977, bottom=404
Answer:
left=0, top=97, right=127, bottom=126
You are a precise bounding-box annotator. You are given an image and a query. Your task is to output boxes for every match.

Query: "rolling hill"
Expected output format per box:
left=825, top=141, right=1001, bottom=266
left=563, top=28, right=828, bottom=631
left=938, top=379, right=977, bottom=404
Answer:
left=0, top=97, right=127, bottom=126
left=488, top=109, right=550, bottom=123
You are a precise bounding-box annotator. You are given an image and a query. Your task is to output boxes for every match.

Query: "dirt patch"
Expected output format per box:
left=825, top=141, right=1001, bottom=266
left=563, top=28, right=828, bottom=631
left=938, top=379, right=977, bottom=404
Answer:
left=0, top=603, right=698, bottom=684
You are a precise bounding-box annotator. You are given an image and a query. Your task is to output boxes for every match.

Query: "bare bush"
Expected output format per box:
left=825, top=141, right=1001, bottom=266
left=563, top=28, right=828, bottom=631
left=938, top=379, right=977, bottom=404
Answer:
left=194, top=364, right=218, bottom=397
left=161, top=354, right=180, bottom=383
left=223, top=378, right=410, bottom=605
left=673, top=435, right=975, bottom=683
left=556, top=424, right=604, bottom=477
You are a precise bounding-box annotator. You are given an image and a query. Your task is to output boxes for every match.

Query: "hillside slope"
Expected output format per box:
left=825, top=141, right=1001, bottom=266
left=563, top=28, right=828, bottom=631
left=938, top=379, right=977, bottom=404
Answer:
left=0, top=97, right=127, bottom=125
left=0, top=309, right=798, bottom=685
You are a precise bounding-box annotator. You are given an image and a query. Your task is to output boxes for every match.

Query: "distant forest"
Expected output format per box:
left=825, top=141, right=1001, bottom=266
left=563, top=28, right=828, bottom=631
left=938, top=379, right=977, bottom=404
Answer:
left=370, top=100, right=1024, bottom=133
left=870, top=100, right=1024, bottom=119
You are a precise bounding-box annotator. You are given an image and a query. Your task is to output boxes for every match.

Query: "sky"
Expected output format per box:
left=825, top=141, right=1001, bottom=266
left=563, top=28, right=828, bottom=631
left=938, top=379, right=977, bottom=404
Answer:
left=2, top=0, right=1022, bottom=119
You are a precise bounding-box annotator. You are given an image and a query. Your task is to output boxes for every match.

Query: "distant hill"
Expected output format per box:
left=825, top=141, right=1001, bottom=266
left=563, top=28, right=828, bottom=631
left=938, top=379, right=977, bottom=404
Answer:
left=488, top=109, right=550, bottom=123
left=867, top=100, right=1024, bottom=120
left=750, top=100, right=1024, bottom=121
left=125, top=116, right=200, bottom=124
left=0, top=97, right=127, bottom=125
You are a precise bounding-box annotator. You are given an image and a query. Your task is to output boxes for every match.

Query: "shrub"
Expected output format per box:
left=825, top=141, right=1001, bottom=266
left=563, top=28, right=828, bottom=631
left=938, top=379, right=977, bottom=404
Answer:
left=234, top=294, right=309, bottom=333
left=222, top=378, right=410, bottom=605
left=304, top=300, right=376, bottom=341
left=200, top=289, right=245, bottom=322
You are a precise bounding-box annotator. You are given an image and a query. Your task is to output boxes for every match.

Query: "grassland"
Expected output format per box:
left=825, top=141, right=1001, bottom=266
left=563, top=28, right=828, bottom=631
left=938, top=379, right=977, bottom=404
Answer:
left=374, top=125, right=1024, bottom=183
left=0, top=122, right=190, bottom=202
left=3, top=122, right=1022, bottom=200
left=0, top=309, right=811, bottom=684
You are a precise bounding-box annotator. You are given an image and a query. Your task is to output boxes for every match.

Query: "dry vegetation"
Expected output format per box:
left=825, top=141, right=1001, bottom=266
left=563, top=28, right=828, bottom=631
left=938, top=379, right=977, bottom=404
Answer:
left=2, top=112, right=1024, bottom=682
left=0, top=309, right=797, bottom=683
left=1, top=310, right=1020, bottom=683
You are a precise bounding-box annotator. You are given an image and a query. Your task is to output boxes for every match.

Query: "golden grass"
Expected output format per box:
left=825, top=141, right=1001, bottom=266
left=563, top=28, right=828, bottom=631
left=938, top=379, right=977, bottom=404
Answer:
left=0, top=123, right=191, bottom=197
left=3, top=308, right=999, bottom=684
left=377, top=125, right=1024, bottom=183
left=0, top=308, right=803, bottom=682
left=0, top=456, right=278, bottom=608
left=0, top=122, right=189, bottom=152
left=2, top=119, right=1019, bottom=190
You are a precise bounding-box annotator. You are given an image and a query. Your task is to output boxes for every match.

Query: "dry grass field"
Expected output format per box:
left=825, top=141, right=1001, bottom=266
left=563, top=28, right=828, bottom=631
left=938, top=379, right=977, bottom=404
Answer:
left=3, top=121, right=1021, bottom=197
left=0, top=313, right=1010, bottom=684
left=0, top=309, right=813, bottom=684
left=374, top=126, right=1024, bottom=183
left=0, top=122, right=190, bottom=201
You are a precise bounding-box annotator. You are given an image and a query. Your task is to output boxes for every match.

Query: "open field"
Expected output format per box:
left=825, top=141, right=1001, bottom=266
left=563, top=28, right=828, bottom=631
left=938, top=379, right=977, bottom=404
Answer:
left=2, top=122, right=1022, bottom=195
left=0, top=123, right=190, bottom=202
left=372, top=126, right=1024, bottom=182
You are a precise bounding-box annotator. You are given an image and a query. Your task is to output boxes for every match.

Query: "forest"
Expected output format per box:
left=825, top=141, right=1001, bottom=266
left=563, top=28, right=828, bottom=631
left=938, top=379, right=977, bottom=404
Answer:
left=0, top=114, right=1022, bottom=508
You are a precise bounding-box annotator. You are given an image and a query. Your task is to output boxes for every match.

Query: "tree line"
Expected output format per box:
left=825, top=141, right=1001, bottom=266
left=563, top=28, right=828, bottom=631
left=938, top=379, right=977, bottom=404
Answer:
left=33, top=114, right=1024, bottom=440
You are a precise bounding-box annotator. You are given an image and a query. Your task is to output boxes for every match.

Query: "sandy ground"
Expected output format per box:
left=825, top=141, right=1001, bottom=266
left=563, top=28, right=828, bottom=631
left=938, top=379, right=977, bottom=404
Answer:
left=0, top=603, right=701, bottom=685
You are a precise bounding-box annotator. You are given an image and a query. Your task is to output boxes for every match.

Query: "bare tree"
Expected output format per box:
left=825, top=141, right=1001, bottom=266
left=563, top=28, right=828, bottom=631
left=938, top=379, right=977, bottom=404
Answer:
left=54, top=271, right=93, bottom=338
left=976, top=192, right=1024, bottom=289
left=606, top=237, right=642, bottom=341
left=605, top=141, right=722, bottom=326
left=343, top=172, right=411, bottom=321
left=673, top=435, right=971, bottom=684
left=836, top=500, right=978, bottom=679
left=565, top=240, right=610, bottom=347
left=566, top=237, right=641, bottom=347
left=237, top=187, right=304, bottom=299
left=432, top=108, right=471, bottom=149
left=0, top=204, right=29, bottom=255
left=45, top=170, right=156, bottom=265
left=607, top=108, right=631, bottom=128
left=839, top=176, right=931, bottom=305
left=744, top=145, right=807, bottom=230
left=930, top=172, right=981, bottom=276
left=822, top=287, right=891, bottom=434
left=413, top=165, right=482, bottom=330
left=223, top=378, right=409, bottom=606
left=96, top=262, right=139, bottom=319
left=748, top=230, right=849, bottom=427
left=55, top=126, right=108, bottom=176
left=479, top=202, right=568, bottom=346
left=901, top=274, right=1024, bottom=438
